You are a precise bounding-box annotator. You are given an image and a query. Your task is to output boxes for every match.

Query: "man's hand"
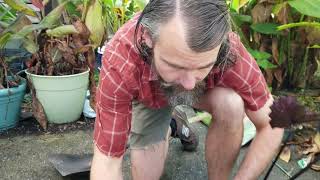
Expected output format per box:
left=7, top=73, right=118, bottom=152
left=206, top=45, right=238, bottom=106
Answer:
left=269, top=96, right=320, bottom=128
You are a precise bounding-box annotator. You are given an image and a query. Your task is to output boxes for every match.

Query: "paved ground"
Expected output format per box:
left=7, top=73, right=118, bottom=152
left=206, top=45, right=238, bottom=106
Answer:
left=0, top=121, right=319, bottom=180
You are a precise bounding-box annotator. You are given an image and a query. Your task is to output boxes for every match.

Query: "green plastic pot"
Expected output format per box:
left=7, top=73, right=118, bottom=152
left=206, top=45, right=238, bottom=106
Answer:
left=26, top=70, right=89, bottom=124
left=0, top=78, right=26, bottom=131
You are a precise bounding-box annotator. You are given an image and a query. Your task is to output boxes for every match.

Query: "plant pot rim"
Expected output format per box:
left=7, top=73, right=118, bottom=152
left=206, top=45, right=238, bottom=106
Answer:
left=25, top=68, right=90, bottom=78
left=0, top=77, right=26, bottom=95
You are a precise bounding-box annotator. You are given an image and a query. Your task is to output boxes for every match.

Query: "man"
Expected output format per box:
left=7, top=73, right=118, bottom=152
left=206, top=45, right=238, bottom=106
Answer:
left=91, top=0, right=284, bottom=179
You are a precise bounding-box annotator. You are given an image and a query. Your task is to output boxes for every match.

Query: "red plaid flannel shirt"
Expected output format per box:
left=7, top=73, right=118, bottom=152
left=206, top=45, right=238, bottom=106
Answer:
left=94, top=15, right=270, bottom=157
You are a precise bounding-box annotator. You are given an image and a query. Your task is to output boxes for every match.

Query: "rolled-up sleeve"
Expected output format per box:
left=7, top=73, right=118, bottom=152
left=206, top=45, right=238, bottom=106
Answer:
left=94, top=63, right=133, bottom=157
left=216, top=33, right=270, bottom=111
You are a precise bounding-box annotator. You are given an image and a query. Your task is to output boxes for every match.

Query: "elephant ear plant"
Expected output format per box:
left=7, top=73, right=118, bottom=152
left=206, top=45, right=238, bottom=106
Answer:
left=1, top=0, right=106, bottom=129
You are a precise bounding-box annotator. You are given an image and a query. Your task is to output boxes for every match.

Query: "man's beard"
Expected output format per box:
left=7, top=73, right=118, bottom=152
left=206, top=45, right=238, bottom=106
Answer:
left=159, top=79, right=206, bottom=107
left=145, top=46, right=207, bottom=107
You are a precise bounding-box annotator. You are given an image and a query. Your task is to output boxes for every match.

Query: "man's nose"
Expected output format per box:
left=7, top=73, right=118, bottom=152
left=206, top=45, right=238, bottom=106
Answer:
left=179, top=71, right=196, bottom=90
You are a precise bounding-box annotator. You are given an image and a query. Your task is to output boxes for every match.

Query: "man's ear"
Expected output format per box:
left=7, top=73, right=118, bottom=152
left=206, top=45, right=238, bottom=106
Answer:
left=142, top=30, right=153, bottom=48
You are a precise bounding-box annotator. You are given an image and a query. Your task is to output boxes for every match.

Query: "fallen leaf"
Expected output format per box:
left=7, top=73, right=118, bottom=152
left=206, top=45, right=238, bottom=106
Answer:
left=77, top=121, right=85, bottom=125
left=311, top=164, right=320, bottom=171
left=280, top=146, right=291, bottom=163
left=302, top=144, right=319, bottom=155
left=314, top=132, right=320, bottom=149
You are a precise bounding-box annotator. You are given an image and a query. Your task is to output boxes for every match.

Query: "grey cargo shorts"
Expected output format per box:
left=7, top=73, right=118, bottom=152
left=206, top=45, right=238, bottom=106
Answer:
left=129, top=101, right=173, bottom=149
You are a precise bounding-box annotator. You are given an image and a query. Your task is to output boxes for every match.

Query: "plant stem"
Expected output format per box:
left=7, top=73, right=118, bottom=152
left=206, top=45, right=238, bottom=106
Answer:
left=298, top=47, right=309, bottom=88
left=81, top=0, right=89, bottom=22
left=287, top=31, right=293, bottom=84
left=278, top=22, right=320, bottom=31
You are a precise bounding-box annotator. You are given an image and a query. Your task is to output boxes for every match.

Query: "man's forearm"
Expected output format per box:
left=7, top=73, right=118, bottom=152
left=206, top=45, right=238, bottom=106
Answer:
left=90, top=145, right=124, bottom=180
left=235, top=125, right=284, bottom=180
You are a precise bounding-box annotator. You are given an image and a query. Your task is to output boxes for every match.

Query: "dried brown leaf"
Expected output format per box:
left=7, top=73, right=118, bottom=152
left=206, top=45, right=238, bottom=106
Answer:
left=272, top=38, right=279, bottom=64
left=265, top=69, right=273, bottom=85
left=306, top=27, right=320, bottom=45
left=84, top=48, right=96, bottom=111
left=302, top=144, right=319, bottom=155
left=28, top=80, right=47, bottom=130
left=314, top=132, right=320, bottom=150
left=280, top=146, right=291, bottom=163
left=311, top=164, right=320, bottom=171
left=73, top=20, right=90, bottom=44
left=276, top=3, right=289, bottom=24
left=273, top=68, right=283, bottom=89
left=75, top=45, right=92, bottom=54
left=251, top=3, right=273, bottom=23
left=57, top=42, right=78, bottom=67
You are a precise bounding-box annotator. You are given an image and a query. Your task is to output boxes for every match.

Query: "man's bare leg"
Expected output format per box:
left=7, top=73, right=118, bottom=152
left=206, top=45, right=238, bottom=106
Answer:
left=196, top=87, right=245, bottom=180
left=130, top=128, right=171, bottom=180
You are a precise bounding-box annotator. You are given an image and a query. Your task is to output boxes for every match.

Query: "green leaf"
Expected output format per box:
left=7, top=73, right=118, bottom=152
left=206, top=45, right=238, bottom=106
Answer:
left=257, top=59, right=277, bottom=69
left=103, top=0, right=114, bottom=8
left=247, top=47, right=277, bottom=70
left=135, top=0, right=147, bottom=10
left=0, top=32, right=12, bottom=48
left=0, top=21, right=9, bottom=28
left=39, top=1, right=70, bottom=29
left=65, top=2, right=81, bottom=17
left=247, top=48, right=277, bottom=69
left=230, top=0, right=250, bottom=12
left=250, top=23, right=280, bottom=35
left=288, top=0, right=320, bottom=18
left=16, top=24, right=43, bottom=38
left=46, top=25, right=79, bottom=37
left=230, top=11, right=252, bottom=26
left=4, top=0, right=37, bottom=17
left=247, top=48, right=272, bottom=60
left=22, top=37, right=38, bottom=54
left=0, top=3, right=16, bottom=22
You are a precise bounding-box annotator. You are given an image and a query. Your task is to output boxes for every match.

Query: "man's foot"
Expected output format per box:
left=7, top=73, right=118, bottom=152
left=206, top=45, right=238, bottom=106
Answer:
left=170, top=117, right=199, bottom=151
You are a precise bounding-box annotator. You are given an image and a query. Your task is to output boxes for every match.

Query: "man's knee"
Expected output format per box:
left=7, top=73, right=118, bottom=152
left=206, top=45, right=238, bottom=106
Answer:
left=204, top=87, right=245, bottom=127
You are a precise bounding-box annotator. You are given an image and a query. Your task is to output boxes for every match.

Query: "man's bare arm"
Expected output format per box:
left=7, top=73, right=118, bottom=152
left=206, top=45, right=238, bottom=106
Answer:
left=90, top=144, right=124, bottom=180
left=235, top=96, right=284, bottom=180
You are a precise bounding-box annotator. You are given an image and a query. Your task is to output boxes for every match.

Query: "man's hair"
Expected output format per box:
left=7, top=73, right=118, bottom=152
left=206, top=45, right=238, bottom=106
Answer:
left=134, top=0, right=236, bottom=69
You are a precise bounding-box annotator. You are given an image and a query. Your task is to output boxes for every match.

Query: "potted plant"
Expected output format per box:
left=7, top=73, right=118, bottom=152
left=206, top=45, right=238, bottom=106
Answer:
left=1, top=0, right=105, bottom=129
left=0, top=54, right=27, bottom=131
left=0, top=2, right=34, bottom=131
